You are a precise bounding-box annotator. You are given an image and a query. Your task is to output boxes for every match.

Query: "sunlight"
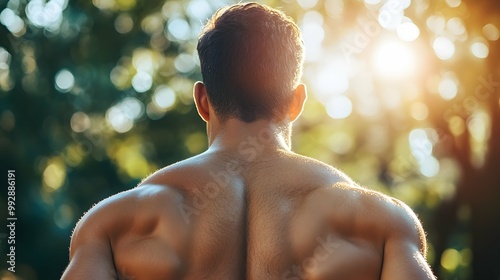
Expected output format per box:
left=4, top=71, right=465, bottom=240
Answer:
left=371, top=40, right=417, bottom=79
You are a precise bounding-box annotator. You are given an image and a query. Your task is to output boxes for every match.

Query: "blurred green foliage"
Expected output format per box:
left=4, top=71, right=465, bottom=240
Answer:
left=0, top=0, right=499, bottom=279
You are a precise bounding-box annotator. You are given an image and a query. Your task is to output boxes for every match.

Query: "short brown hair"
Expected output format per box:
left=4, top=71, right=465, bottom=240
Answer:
left=197, top=2, right=304, bottom=122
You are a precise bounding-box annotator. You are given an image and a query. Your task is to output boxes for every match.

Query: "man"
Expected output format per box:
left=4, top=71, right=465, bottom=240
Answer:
left=62, top=2, right=436, bottom=279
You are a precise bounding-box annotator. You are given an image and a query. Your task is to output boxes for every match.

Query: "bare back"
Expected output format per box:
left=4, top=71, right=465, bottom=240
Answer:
left=62, top=149, right=435, bottom=280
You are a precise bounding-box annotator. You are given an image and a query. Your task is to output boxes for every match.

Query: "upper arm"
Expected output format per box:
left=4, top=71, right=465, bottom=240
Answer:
left=61, top=202, right=118, bottom=280
left=380, top=199, right=435, bottom=280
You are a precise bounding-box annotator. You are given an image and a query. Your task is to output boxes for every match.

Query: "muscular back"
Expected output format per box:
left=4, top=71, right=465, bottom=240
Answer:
left=62, top=149, right=435, bottom=280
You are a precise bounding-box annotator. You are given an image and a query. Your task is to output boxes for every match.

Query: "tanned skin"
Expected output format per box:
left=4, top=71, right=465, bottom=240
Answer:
left=61, top=82, right=436, bottom=279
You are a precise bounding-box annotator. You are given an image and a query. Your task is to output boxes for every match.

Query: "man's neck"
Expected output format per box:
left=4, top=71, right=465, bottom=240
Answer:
left=207, top=118, right=292, bottom=154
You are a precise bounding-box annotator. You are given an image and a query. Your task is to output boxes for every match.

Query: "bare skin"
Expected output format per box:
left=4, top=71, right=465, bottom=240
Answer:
left=61, top=83, right=435, bottom=280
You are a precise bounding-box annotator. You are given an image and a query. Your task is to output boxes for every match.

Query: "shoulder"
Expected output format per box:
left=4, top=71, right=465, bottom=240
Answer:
left=70, top=184, right=186, bottom=255
left=65, top=184, right=188, bottom=278
left=140, top=153, right=213, bottom=187
left=331, top=183, right=427, bottom=254
left=285, top=152, right=357, bottom=186
left=378, top=194, right=427, bottom=254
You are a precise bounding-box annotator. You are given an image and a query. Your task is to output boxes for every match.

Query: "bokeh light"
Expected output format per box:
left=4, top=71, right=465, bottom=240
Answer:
left=410, top=102, right=429, bottom=121
left=483, top=23, right=500, bottom=41
left=470, top=41, right=489, bottom=58
left=445, top=0, right=462, bottom=8
left=427, top=15, right=446, bottom=34
left=325, top=0, right=344, bottom=17
left=397, top=21, right=420, bottom=42
left=0, top=47, right=13, bottom=91
left=55, top=69, right=75, bottom=93
left=433, top=36, right=456, bottom=60
left=468, top=112, right=489, bottom=141
left=326, top=95, right=352, bottom=119
left=447, top=17, right=466, bottom=36
left=174, top=53, right=196, bottom=73
left=313, top=59, right=349, bottom=100
left=25, top=0, right=68, bottom=32
left=300, top=11, right=325, bottom=61
left=115, top=13, right=134, bottom=34
left=153, top=86, right=176, bottom=110
left=0, top=8, right=25, bottom=35
left=377, top=0, right=405, bottom=30
left=372, top=40, right=417, bottom=79
left=420, top=156, right=440, bottom=177
left=167, top=17, right=191, bottom=41
left=449, top=116, right=466, bottom=136
left=409, top=128, right=440, bottom=177
left=120, top=97, right=144, bottom=120
left=106, top=97, right=144, bottom=133
left=106, top=106, right=134, bottom=133
left=438, top=77, right=458, bottom=100
left=364, top=0, right=381, bottom=5
left=110, top=65, right=131, bottom=90
left=43, top=158, right=66, bottom=191
left=187, top=0, right=212, bottom=20
left=131, top=72, right=153, bottom=92
left=297, top=0, right=319, bottom=9
left=70, top=112, right=91, bottom=133
left=441, top=248, right=462, bottom=271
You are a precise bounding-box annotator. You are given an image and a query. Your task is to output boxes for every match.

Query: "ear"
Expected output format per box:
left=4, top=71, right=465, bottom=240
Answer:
left=288, top=83, right=307, bottom=123
left=193, top=81, right=210, bottom=122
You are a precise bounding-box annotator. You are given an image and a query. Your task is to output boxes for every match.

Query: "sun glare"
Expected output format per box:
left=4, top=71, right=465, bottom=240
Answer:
left=371, top=40, right=417, bottom=79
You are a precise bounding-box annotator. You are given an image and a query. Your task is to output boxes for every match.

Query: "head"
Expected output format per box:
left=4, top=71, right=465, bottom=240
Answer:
left=195, top=2, right=306, bottom=126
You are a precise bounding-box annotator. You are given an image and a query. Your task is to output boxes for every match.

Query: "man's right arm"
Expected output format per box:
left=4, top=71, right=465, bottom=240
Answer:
left=61, top=199, right=118, bottom=280
left=379, top=198, right=436, bottom=280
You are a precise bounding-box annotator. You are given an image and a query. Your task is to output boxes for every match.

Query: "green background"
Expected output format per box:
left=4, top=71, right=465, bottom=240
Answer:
left=0, top=0, right=499, bottom=279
